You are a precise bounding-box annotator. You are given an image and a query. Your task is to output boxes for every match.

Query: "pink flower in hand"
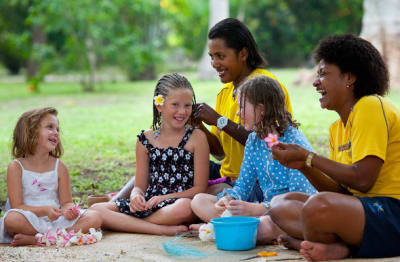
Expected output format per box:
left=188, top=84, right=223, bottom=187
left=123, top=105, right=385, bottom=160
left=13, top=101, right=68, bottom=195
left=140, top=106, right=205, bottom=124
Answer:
left=73, top=203, right=81, bottom=213
left=264, top=133, right=279, bottom=148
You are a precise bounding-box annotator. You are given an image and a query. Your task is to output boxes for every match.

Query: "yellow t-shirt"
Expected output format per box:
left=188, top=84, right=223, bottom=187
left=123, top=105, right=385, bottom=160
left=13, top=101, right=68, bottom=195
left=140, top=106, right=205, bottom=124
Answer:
left=210, top=68, right=293, bottom=180
left=329, top=95, right=400, bottom=199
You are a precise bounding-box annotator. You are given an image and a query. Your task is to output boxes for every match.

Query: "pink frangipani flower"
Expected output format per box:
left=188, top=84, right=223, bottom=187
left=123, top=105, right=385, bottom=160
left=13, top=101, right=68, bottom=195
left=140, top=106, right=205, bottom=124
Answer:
left=264, top=133, right=279, bottom=148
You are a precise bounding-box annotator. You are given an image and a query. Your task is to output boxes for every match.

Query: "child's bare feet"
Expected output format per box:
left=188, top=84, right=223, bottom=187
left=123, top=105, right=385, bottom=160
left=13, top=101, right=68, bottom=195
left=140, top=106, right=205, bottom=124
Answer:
left=300, top=240, right=350, bottom=261
left=257, top=216, right=285, bottom=244
left=11, top=234, right=36, bottom=246
left=162, top=225, right=189, bottom=236
left=188, top=223, right=205, bottom=232
left=278, top=234, right=302, bottom=250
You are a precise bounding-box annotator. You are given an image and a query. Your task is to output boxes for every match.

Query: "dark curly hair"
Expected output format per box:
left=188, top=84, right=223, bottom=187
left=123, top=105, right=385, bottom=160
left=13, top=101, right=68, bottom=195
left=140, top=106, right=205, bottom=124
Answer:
left=152, top=73, right=196, bottom=131
left=209, top=18, right=267, bottom=70
left=239, top=76, right=298, bottom=138
left=313, top=34, right=389, bottom=99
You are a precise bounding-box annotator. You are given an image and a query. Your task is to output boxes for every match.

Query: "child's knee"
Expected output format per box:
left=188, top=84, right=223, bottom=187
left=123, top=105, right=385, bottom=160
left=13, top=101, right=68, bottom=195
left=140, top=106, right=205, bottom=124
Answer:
left=191, top=193, right=208, bottom=209
left=174, top=199, right=193, bottom=220
left=4, top=212, right=25, bottom=233
left=82, top=210, right=102, bottom=228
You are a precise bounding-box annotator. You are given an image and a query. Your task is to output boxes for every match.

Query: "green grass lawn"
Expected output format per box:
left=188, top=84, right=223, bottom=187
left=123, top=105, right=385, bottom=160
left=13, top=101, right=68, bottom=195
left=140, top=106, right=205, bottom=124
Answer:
left=1, top=69, right=399, bottom=208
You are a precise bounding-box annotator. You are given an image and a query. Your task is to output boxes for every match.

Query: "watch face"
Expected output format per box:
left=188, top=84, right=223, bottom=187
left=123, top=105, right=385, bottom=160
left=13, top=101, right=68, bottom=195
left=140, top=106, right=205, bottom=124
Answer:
left=218, top=116, right=228, bottom=130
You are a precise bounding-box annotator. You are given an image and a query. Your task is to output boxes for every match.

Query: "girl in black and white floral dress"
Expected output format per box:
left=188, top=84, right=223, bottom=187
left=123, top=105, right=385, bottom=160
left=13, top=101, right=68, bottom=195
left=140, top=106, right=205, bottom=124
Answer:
left=90, top=73, right=209, bottom=236
left=116, top=126, right=197, bottom=218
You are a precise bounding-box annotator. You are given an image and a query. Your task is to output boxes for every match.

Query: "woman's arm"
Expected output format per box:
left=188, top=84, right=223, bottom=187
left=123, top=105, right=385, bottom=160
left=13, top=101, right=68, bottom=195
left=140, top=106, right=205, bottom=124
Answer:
left=272, top=143, right=382, bottom=193
left=7, top=161, right=61, bottom=219
left=307, top=153, right=382, bottom=193
left=194, top=103, right=251, bottom=147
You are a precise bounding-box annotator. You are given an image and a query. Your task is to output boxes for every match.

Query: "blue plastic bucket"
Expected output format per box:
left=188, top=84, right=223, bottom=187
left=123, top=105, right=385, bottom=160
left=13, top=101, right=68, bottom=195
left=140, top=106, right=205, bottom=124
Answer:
left=210, top=216, right=260, bottom=251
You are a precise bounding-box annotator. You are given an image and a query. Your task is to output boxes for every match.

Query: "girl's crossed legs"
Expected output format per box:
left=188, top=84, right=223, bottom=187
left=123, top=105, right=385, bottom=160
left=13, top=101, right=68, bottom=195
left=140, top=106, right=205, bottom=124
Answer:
left=90, top=198, right=194, bottom=235
left=4, top=210, right=101, bottom=246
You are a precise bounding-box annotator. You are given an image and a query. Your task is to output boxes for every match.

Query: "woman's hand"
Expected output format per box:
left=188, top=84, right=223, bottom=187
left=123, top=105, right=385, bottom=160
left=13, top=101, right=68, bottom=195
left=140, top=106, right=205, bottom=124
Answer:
left=193, top=103, right=220, bottom=126
left=47, top=206, right=62, bottom=221
left=63, top=206, right=79, bottom=221
left=271, top=142, right=309, bottom=170
left=129, top=194, right=146, bottom=213
left=145, top=195, right=166, bottom=210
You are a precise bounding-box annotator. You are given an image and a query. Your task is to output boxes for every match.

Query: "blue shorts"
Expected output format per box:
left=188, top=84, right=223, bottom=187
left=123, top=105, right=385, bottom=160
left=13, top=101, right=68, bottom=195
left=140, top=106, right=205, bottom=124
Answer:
left=353, top=196, right=400, bottom=258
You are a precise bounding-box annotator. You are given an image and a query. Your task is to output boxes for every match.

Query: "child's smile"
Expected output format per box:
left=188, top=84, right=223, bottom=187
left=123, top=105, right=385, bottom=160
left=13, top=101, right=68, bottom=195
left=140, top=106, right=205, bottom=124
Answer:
left=38, top=114, right=60, bottom=152
left=158, top=89, right=193, bottom=130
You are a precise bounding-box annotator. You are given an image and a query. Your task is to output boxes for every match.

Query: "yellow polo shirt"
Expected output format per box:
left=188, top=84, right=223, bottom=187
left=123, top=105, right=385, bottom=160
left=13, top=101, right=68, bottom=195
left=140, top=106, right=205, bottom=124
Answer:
left=329, top=95, right=400, bottom=199
left=211, top=68, right=293, bottom=180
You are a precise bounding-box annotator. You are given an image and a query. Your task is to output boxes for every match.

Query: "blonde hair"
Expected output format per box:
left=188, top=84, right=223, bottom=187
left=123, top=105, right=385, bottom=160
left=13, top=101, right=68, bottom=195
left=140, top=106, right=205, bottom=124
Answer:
left=12, top=107, right=63, bottom=158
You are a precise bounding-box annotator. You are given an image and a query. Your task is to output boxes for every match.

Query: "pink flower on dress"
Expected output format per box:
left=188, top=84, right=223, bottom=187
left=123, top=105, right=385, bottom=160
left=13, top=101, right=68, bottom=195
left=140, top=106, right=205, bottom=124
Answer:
left=32, top=179, right=47, bottom=191
left=264, top=133, right=279, bottom=148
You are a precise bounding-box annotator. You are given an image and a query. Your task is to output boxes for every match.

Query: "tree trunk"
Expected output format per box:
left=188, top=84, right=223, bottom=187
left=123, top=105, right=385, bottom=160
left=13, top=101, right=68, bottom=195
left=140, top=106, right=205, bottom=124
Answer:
left=83, top=37, right=96, bottom=92
left=360, top=0, right=400, bottom=89
left=27, top=25, right=46, bottom=92
left=197, top=0, right=229, bottom=80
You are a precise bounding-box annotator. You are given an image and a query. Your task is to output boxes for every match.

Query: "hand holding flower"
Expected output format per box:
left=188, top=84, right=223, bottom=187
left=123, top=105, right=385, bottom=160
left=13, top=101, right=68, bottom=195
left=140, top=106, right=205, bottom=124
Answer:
left=271, top=142, right=309, bottom=170
left=47, top=206, right=62, bottom=221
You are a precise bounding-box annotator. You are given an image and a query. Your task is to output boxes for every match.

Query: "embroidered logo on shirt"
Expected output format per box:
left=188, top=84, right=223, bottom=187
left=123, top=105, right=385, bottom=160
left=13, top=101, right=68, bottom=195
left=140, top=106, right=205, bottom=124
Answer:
left=338, top=141, right=351, bottom=152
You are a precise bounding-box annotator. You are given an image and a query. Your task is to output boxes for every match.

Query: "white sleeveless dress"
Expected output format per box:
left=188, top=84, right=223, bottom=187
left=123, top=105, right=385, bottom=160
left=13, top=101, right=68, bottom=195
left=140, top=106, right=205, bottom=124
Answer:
left=0, top=159, right=84, bottom=243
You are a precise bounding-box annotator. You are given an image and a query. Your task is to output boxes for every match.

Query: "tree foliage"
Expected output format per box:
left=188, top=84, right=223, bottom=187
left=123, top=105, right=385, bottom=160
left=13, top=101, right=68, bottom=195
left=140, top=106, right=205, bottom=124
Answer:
left=245, top=0, right=363, bottom=66
left=0, top=0, right=364, bottom=88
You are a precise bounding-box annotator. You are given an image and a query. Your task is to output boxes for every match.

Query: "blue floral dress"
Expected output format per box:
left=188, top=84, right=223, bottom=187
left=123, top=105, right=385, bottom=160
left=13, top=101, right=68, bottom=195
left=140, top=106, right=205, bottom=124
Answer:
left=116, top=126, right=195, bottom=218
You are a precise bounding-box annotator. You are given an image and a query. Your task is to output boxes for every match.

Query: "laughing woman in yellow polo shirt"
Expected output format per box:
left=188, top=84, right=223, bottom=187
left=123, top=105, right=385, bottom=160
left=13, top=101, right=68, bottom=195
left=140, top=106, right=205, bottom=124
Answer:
left=193, top=18, right=292, bottom=197
left=264, top=34, right=400, bottom=261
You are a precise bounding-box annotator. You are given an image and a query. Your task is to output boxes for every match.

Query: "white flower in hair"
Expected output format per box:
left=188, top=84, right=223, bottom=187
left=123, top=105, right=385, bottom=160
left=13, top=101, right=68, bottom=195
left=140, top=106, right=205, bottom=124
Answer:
left=154, top=95, right=164, bottom=106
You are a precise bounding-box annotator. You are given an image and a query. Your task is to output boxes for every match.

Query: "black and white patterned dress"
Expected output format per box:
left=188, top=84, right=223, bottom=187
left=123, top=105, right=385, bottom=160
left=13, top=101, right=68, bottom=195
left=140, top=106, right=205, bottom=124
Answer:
left=116, top=126, right=195, bottom=218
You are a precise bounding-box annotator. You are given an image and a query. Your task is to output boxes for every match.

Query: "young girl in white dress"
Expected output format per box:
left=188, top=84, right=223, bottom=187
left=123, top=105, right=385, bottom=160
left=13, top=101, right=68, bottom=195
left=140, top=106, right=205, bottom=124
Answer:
left=0, top=107, right=101, bottom=246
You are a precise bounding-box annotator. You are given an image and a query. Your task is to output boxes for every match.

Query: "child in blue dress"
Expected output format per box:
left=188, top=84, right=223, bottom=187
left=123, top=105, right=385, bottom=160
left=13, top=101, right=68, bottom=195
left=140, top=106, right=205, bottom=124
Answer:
left=190, top=76, right=316, bottom=238
left=91, top=73, right=209, bottom=235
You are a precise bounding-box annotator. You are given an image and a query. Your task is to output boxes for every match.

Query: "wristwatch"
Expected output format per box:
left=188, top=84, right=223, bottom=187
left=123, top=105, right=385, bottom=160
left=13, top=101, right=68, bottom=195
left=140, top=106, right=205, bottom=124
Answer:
left=305, top=151, right=315, bottom=168
left=217, top=116, right=228, bottom=130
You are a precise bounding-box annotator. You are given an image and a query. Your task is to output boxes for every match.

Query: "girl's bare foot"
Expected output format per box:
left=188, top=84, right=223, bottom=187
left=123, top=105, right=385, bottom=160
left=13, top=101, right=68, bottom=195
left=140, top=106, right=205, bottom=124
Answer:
left=278, top=234, right=302, bottom=250
left=162, top=225, right=188, bottom=236
left=11, top=234, right=36, bottom=246
left=300, top=240, right=350, bottom=261
left=188, top=223, right=205, bottom=232
left=257, top=216, right=285, bottom=244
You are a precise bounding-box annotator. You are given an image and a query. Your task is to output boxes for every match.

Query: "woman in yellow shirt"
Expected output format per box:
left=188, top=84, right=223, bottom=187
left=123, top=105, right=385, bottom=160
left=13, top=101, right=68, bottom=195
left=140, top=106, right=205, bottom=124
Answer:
left=263, top=34, right=400, bottom=260
left=193, top=18, right=292, bottom=196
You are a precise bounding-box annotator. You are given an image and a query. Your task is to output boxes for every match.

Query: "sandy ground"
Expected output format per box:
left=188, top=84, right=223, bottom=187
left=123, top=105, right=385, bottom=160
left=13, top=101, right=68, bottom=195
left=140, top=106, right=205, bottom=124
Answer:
left=1, top=232, right=400, bottom=262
